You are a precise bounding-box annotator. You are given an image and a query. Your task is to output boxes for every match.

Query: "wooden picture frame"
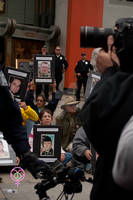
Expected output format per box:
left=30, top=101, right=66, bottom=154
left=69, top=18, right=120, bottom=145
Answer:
left=34, top=55, right=55, bottom=84
left=0, top=132, right=16, bottom=166
left=33, top=125, right=61, bottom=163
left=4, top=67, right=30, bottom=102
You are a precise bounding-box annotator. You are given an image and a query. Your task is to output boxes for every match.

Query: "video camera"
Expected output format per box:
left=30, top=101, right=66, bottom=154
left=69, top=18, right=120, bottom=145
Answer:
left=34, top=160, right=85, bottom=200
left=80, top=17, right=133, bottom=53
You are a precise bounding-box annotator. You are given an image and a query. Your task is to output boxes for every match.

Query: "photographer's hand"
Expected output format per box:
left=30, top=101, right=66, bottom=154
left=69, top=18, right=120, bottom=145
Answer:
left=96, top=50, right=113, bottom=73
left=96, top=35, right=120, bottom=73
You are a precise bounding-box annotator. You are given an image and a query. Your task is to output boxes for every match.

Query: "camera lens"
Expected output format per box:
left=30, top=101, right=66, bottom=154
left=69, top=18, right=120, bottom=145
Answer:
left=80, top=26, right=114, bottom=48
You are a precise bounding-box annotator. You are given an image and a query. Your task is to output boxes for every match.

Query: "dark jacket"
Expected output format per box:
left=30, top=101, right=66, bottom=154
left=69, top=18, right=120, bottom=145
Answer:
left=75, top=59, right=93, bottom=78
left=54, top=54, right=68, bottom=81
left=0, top=86, right=30, bottom=155
left=56, top=108, right=81, bottom=150
left=80, top=66, right=133, bottom=200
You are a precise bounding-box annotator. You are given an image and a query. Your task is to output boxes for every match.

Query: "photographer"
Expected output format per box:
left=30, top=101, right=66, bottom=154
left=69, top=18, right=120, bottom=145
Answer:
left=0, top=70, right=52, bottom=179
left=80, top=17, right=133, bottom=200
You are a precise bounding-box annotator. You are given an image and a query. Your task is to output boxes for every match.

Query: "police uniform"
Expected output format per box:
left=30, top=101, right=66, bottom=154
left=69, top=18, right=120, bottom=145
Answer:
left=75, top=53, right=93, bottom=101
left=54, top=54, right=68, bottom=90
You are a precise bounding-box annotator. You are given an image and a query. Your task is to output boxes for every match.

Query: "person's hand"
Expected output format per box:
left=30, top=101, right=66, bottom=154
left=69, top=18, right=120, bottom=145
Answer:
left=96, top=50, right=113, bottom=73
left=60, top=153, right=65, bottom=162
left=96, top=35, right=120, bottom=73
left=84, top=149, right=92, bottom=160
left=19, top=102, right=27, bottom=110
left=16, top=157, right=20, bottom=165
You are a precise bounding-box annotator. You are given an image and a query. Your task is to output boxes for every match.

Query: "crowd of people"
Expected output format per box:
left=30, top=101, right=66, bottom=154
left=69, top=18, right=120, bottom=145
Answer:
left=0, top=44, right=95, bottom=171
left=1, top=17, right=133, bottom=200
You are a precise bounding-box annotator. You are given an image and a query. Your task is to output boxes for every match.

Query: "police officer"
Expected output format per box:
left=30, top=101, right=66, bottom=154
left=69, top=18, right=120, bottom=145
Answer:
left=54, top=46, right=68, bottom=90
left=75, top=52, right=93, bottom=101
left=0, top=70, right=51, bottom=178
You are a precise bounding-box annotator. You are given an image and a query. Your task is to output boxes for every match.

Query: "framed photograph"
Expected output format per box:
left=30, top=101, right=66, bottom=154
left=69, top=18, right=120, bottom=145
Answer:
left=4, top=67, right=30, bottom=102
left=33, top=125, right=61, bottom=163
left=16, top=59, right=33, bottom=81
left=85, top=72, right=101, bottom=100
left=34, top=55, right=55, bottom=84
left=0, top=132, right=16, bottom=166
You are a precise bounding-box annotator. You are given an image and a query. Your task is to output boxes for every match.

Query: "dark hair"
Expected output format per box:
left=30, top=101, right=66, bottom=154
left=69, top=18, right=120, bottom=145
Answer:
left=9, top=76, right=22, bottom=84
left=42, top=135, right=52, bottom=142
left=39, top=109, right=52, bottom=120
left=8, top=76, right=22, bottom=95
left=36, top=94, right=46, bottom=102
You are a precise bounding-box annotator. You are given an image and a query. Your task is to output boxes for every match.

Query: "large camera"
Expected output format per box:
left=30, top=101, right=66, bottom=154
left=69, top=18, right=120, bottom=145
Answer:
left=34, top=160, right=85, bottom=200
left=80, top=17, right=133, bottom=53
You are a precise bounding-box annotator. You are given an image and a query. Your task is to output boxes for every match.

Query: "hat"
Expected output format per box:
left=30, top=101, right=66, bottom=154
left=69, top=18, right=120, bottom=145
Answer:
left=42, top=44, right=47, bottom=48
left=81, top=52, right=86, bottom=56
left=61, top=96, right=79, bottom=109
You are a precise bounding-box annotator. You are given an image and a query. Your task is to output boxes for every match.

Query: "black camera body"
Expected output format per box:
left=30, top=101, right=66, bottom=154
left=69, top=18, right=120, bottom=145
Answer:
left=34, top=161, right=84, bottom=200
left=80, top=17, right=133, bottom=53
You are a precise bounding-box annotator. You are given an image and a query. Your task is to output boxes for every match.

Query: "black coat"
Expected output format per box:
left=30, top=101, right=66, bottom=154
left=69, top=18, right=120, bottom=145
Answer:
left=0, top=86, right=30, bottom=155
left=80, top=66, right=133, bottom=200
left=54, top=54, right=68, bottom=81
left=75, top=59, right=93, bottom=78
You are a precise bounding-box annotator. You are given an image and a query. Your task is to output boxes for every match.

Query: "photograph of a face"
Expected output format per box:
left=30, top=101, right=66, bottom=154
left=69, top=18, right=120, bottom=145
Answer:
left=34, top=55, right=55, bottom=84
left=40, top=134, right=55, bottom=157
left=0, top=139, right=10, bottom=159
left=4, top=67, right=29, bottom=102
left=38, top=61, right=51, bottom=78
left=8, top=76, right=23, bottom=96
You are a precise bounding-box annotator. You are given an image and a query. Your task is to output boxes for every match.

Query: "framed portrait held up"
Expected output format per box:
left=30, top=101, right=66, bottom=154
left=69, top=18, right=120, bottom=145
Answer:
left=85, top=71, right=101, bottom=100
left=16, top=58, right=33, bottom=81
left=0, top=132, right=16, bottom=166
left=33, top=125, right=61, bottom=163
left=34, top=55, right=55, bottom=84
left=4, top=67, right=30, bottom=102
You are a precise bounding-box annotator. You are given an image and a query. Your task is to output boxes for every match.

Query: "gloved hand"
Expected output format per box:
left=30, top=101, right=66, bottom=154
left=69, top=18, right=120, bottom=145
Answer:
left=20, top=151, right=54, bottom=179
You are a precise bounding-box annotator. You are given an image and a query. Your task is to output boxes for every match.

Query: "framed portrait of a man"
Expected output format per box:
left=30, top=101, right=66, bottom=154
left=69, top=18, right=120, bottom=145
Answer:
left=16, top=59, right=34, bottom=81
left=4, top=67, right=30, bottom=102
left=34, top=55, right=55, bottom=84
left=33, top=125, right=61, bottom=163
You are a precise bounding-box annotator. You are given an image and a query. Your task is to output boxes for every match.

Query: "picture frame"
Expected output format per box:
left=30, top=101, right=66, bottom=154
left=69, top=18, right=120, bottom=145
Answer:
left=4, top=67, right=30, bottom=102
left=16, top=59, right=33, bottom=81
left=33, top=125, right=61, bottom=163
left=85, top=71, right=101, bottom=100
left=0, top=132, right=16, bottom=166
left=34, top=55, right=55, bottom=84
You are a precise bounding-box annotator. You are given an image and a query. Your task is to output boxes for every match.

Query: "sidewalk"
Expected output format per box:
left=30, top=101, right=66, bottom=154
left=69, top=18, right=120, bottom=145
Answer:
left=0, top=169, right=93, bottom=200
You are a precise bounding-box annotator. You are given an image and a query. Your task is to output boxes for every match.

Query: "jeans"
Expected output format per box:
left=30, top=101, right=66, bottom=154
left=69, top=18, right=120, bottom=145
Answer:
left=62, top=152, right=72, bottom=165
